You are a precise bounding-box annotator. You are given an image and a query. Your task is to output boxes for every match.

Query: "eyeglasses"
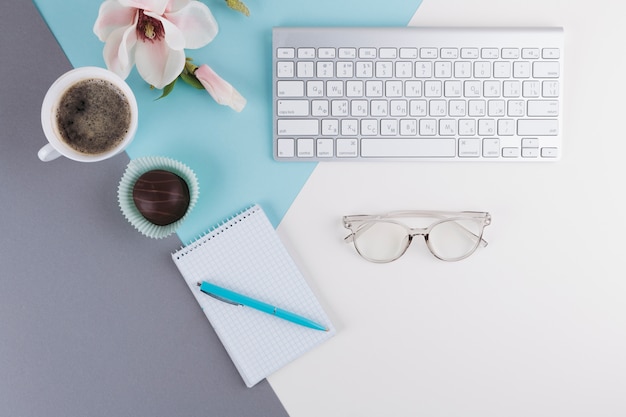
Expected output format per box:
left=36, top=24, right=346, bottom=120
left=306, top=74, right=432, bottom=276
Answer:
left=343, top=210, right=491, bottom=263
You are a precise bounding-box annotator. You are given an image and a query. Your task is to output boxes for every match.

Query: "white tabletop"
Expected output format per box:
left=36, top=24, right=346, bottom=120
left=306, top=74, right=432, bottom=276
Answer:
left=269, top=1, right=626, bottom=415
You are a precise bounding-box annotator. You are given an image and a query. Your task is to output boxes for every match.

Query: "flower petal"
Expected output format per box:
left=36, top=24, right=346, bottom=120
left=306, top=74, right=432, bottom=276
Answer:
left=102, top=23, right=138, bottom=79
left=135, top=39, right=185, bottom=88
left=144, top=11, right=185, bottom=51
left=165, top=1, right=218, bottom=49
left=195, top=64, right=247, bottom=112
left=119, top=0, right=169, bottom=14
left=165, top=0, right=190, bottom=13
left=93, top=0, right=136, bottom=42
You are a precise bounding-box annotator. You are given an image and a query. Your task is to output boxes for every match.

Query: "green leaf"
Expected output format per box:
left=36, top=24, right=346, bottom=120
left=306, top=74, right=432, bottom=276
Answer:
left=156, top=78, right=177, bottom=100
left=180, top=72, right=205, bottom=90
left=225, top=0, right=250, bottom=16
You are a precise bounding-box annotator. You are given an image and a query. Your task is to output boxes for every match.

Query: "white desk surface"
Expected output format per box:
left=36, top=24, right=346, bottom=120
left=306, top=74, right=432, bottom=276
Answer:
left=270, top=0, right=626, bottom=416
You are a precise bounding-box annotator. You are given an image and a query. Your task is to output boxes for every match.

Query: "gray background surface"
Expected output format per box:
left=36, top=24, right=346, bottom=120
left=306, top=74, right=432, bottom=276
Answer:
left=0, top=2, right=289, bottom=416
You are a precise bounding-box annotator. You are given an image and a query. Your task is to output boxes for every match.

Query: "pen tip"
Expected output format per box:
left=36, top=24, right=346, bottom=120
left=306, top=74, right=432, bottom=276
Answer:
left=196, top=282, right=201, bottom=287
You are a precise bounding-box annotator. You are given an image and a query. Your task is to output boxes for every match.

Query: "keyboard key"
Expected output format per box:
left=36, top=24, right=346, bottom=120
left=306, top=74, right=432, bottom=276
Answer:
left=454, top=61, right=471, bottom=78
left=276, top=61, right=294, bottom=78
left=386, top=81, right=404, bottom=97
left=493, top=61, right=512, bottom=78
left=336, top=62, right=354, bottom=78
left=522, top=81, right=541, bottom=97
left=483, top=138, right=500, bottom=157
left=339, top=48, right=357, bottom=58
left=276, top=48, right=295, bottom=58
left=361, top=119, right=379, bottom=135
left=375, top=62, right=393, bottom=78
left=502, top=147, right=520, bottom=157
left=316, top=62, right=334, bottom=78
left=277, top=80, right=304, bottom=97
left=331, top=100, right=349, bottom=116
left=361, top=138, right=456, bottom=158
left=316, top=138, right=334, bottom=157
left=503, top=81, right=521, bottom=97
left=420, top=48, right=438, bottom=59
left=311, top=100, right=329, bottom=116
left=277, top=119, right=319, bottom=135
left=297, top=61, right=314, bottom=77
left=356, top=62, right=373, bottom=78
left=359, top=48, right=377, bottom=58
left=497, top=119, right=515, bottom=135
left=379, top=48, right=397, bottom=59
left=542, top=80, right=559, bottom=97
left=507, top=100, right=525, bottom=117
left=501, top=48, right=520, bottom=59
left=306, top=80, right=323, bottom=97
left=542, top=48, right=560, bottom=59
left=440, top=48, right=458, bottom=59
left=415, top=62, right=433, bottom=78
left=517, top=119, right=558, bottom=135
left=458, top=138, right=481, bottom=157
left=458, top=119, right=475, bottom=135
left=434, top=62, right=452, bottom=78
left=527, top=100, right=559, bottom=116
left=481, top=48, right=499, bottom=59
left=318, top=48, right=336, bottom=58
left=395, top=62, right=413, bottom=78
left=400, top=119, right=417, bottom=135
left=461, top=48, right=479, bottom=59
left=337, top=138, right=358, bottom=157
left=346, top=80, right=364, bottom=97
left=541, top=147, right=559, bottom=158
left=474, top=61, right=491, bottom=78
left=399, top=48, right=418, bottom=59
left=297, top=138, right=315, bottom=157
left=298, top=48, right=315, bottom=58
left=277, top=138, right=295, bottom=157
left=321, top=119, right=338, bottom=135
left=522, top=138, right=539, bottom=147
left=522, top=48, right=540, bottom=59
left=513, top=61, right=531, bottom=78
left=277, top=100, right=309, bottom=116
left=533, top=61, right=560, bottom=78
left=522, top=147, right=539, bottom=158
left=381, top=119, right=399, bottom=135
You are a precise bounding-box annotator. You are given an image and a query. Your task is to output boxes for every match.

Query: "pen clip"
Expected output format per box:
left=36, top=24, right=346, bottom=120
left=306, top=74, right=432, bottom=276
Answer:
left=197, top=282, right=242, bottom=306
left=206, top=292, right=242, bottom=306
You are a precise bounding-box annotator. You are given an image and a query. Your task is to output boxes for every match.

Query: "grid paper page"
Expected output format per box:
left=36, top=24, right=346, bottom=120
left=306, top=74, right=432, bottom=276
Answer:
left=172, top=205, right=335, bottom=387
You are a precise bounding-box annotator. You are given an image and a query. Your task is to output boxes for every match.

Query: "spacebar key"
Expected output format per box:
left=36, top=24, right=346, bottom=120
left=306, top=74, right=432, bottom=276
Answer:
left=361, top=138, right=456, bottom=158
left=277, top=119, right=319, bottom=136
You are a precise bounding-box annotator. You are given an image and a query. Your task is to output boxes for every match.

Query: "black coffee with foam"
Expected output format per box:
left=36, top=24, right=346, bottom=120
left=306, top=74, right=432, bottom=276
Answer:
left=55, top=78, right=131, bottom=155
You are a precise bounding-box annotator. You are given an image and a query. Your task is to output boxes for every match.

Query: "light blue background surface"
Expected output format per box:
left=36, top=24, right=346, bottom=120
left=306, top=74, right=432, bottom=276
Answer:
left=33, top=0, right=422, bottom=243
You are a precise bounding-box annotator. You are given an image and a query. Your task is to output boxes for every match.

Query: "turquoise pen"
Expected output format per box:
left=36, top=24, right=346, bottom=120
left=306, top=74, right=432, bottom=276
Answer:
left=197, top=281, right=328, bottom=332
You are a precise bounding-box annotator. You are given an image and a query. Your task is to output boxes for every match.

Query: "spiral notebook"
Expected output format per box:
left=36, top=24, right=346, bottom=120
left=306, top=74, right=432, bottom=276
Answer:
left=172, top=204, right=335, bottom=387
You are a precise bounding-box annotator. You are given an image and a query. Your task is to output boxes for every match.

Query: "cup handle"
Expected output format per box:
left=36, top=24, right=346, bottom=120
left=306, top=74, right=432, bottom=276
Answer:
left=38, top=143, right=61, bottom=162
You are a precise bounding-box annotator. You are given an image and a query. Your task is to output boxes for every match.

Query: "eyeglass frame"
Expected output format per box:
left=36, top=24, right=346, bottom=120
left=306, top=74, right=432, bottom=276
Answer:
left=343, top=210, right=492, bottom=263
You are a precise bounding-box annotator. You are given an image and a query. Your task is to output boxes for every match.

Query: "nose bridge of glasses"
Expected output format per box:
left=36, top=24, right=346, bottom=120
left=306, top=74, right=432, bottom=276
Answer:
left=408, top=226, right=428, bottom=237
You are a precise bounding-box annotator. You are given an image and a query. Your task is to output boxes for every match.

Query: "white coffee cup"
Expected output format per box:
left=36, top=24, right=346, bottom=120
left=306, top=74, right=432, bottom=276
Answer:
left=39, top=66, right=138, bottom=162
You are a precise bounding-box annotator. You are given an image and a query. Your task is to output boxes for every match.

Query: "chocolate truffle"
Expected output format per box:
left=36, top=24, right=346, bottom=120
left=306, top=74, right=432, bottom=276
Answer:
left=132, top=169, right=190, bottom=226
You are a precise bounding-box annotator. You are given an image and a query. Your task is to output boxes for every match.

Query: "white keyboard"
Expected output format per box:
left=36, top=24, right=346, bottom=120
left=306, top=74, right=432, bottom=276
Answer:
left=272, top=27, right=564, bottom=161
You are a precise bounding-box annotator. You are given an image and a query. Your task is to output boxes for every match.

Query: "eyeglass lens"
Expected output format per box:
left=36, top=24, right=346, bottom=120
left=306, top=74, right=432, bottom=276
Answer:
left=353, top=221, right=409, bottom=262
left=353, top=218, right=483, bottom=262
left=427, top=219, right=483, bottom=260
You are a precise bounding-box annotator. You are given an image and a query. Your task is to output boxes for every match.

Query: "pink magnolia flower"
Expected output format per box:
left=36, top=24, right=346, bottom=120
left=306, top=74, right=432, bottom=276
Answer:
left=195, top=64, right=246, bottom=112
left=93, top=0, right=218, bottom=89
